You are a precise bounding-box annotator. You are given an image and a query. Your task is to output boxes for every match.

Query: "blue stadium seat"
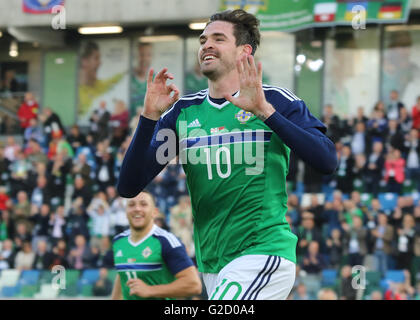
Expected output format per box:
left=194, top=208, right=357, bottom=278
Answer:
left=378, top=193, right=398, bottom=212
left=385, top=270, right=405, bottom=283
left=18, top=270, right=40, bottom=286
left=321, top=269, right=337, bottom=287
left=1, top=286, right=19, bottom=298
left=80, top=269, right=100, bottom=285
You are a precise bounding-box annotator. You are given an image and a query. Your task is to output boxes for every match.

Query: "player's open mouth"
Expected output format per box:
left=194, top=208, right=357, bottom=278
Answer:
left=202, top=53, right=217, bottom=62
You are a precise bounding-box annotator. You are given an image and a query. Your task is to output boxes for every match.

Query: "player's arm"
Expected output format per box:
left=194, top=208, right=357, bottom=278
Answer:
left=111, top=273, right=123, bottom=300
left=224, top=54, right=337, bottom=174
left=127, top=266, right=202, bottom=299
left=117, top=68, right=180, bottom=198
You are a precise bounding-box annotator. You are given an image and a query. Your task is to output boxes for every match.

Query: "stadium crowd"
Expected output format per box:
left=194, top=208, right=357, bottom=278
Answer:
left=0, top=88, right=420, bottom=300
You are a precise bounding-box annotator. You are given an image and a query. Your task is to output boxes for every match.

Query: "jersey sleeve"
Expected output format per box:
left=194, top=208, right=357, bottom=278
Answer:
left=264, top=87, right=326, bottom=133
left=156, top=234, right=194, bottom=276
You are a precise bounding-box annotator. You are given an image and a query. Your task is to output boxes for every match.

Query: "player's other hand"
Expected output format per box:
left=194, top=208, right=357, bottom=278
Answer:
left=142, top=68, right=180, bottom=121
left=127, top=278, right=153, bottom=298
left=223, top=54, right=275, bottom=121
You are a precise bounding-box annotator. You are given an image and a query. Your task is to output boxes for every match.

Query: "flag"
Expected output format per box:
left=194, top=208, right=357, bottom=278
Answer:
left=378, top=2, right=403, bottom=20
left=344, top=2, right=368, bottom=21
left=23, top=0, right=64, bottom=14
left=314, top=3, right=338, bottom=22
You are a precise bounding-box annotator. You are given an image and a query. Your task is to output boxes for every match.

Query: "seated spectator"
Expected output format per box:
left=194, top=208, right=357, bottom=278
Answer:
left=39, top=107, right=65, bottom=145
left=337, top=265, right=357, bottom=300
left=23, top=118, right=44, bottom=147
left=292, top=283, right=311, bottom=300
left=30, top=203, right=52, bottom=249
left=0, top=146, right=11, bottom=186
left=10, top=150, right=32, bottom=197
left=297, top=211, right=323, bottom=257
left=0, top=238, right=15, bottom=269
left=0, top=209, right=15, bottom=241
left=351, top=122, right=368, bottom=156
left=92, top=268, right=113, bottom=297
left=95, top=150, right=115, bottom=192
left=109, top=99, right=129, bottom=147
left=386, top=119, right=405, bottom=153
left=25, top=139, right=48, bottom=167
left=364, top=141, right=385, bottom=196
left=342, top=199, right=364, bottom=226
left=14, top=240, right=35, bottom=270
left=403, top=128, right=420, bottom=191
left=399, top=107, right=412, bottom=135
left=72, top=153, right=93, bottom=188
left=4, top=136, right=20, bottom=162
left=47, top=151, right=71, bottom=203
left=367, top=108, right=388, bottom=144
left=30, top=175, right=52, bottom=209
left=72, top=176, right=93, bottom=208
left=384, top=148, right=405, bottom=194
left=32, top=239, right=54, bottom=270
left=301, top=241, right=326, bottom=275
left=91, top=237, right=113, bottom=269
left=323, top=200, right=342, bottom=236
left=68, top=234, right=93, bottom=270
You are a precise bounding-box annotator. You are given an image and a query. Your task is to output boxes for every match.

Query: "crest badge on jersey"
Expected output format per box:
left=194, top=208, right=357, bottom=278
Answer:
left=142, top=247, right=152, bottom=258
left=235, top=110, right=254, bottom=124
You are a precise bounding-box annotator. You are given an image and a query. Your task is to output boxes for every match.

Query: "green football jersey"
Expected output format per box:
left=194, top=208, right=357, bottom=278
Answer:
left=112, top=224, right=194, bottom=300
left=150, top=86, right=325, bottom=274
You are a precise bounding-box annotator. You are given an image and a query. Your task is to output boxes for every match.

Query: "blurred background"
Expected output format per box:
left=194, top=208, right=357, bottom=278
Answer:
left=0, top=0, right=420, bottom=300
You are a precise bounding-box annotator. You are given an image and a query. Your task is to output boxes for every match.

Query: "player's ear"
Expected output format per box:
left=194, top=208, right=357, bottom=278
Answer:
left=242, top=44, right=253, bottom=56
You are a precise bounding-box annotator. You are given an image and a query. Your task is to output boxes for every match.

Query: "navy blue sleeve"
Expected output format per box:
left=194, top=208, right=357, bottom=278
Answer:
left=116, top=105, right=180, bottom=198
left=264, top=89, right=338, bottom=174
left=157, top=235, right=194, bottom=276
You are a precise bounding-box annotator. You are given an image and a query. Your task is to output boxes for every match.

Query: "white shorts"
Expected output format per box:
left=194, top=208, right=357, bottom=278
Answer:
left=202, top=255, right=296, bottom=300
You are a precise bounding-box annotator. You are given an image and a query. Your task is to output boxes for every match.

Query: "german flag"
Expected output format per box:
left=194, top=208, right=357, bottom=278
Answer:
left=378, top=2, right=403, bottom=20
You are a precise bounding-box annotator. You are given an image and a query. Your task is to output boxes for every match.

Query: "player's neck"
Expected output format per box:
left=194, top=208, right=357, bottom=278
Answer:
left=208, top=71, right=240, bottom=99
left=130, top=223, right=154, bottom=243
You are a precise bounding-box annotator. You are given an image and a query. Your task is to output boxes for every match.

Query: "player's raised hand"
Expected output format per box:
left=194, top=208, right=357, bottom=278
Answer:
left=142, top=68, right=180, bottom=121
left=223, top=54, right=275, bottom=121
left=127, top=278, right=153, bottom=298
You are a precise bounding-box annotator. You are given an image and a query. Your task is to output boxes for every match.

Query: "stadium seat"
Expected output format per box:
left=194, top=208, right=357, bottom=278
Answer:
left=0, top=269, right=21, bottom=288
left=34, top=284, right=59, bottom=299
left=19, top=285, right=39, bottom=298
left=80, top=269, right=100, bottom=285
left=59, top=283, right=79, bottom=297
left=18, top=270, right=40, bottom=286
left=1, top=286, right=19, bottom=298
left=321, top=269, right=337, bottom=287
left=65, top=270, right=81, bottom=285
left=81, top=284, right=93, bottom=297
left=39, top=270, right=54, bottom=285
left=365, top=271, right=381, bottom=294
left=378, top=193, right=398, bottom=213
left=385, top=270, right=405, bottom=283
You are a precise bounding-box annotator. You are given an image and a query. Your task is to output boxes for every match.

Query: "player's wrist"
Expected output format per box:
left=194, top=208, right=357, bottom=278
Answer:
left=141, top=110, right=161, bottom=121
left=255, top=101, right=275, bottom=121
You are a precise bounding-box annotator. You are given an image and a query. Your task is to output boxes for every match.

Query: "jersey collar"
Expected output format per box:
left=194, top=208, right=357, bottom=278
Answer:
left=207, top=91, right=240, bottom=110
left=128, top=224, right=156, bottom=247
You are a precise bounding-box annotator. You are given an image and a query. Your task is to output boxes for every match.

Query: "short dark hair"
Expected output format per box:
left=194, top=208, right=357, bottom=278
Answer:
left=208, top=9, right=260, bottom=55
left=81, top=41, right=99, bottom=59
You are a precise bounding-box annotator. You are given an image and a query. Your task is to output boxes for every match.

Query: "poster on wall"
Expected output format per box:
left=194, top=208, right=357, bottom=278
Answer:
left=382, top=29, right=420, bottom=108
left=130, top=38, right=183, bottom=116
left=23, top=0, right=64, bottom=14
left=78, top=39, right=130, bottom=125
left=220, top=0, right=412, bottom=32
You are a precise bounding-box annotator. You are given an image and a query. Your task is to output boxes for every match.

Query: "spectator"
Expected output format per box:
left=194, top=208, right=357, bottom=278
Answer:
left=326, top=228, right=343, bottom=269
left=292, top=283, right=311, bottom=300
left=337, top=265, right=357, bottom=300
left=9, top=150, right=32, bottom=197
left=396, top=214, right=416, bottom=270
left=342, top=215, right=368, bottom=266
left=336, top=145, right=355, bottom=194
left=23, top=118, right=44, bottom=147
left=17, top=92, right=39, bottom=132
left=364, top=141, right=385, bottom=196
left=287, top=194, right=301, bottom=228
left=49, top=206, right=66, bottom=245
left=342, top=200, right=364, bottom=226
left=321, top=104, right=342, bottom=143
left=72, top=153, right=93, bottom=188
left=317, top=288, right=338, bottom=300
left=68, top=234, right=93, bottom=270
left=92, top=268, right=113, bottom=297
left=29, top=203, right=52, bottom=250
left=109, top=99, right=129, bottom=147
left=47, top=152, right=71, bottom=203
left=0, top=238, right=15, bottom=269
left=0, top=209, right=15, bottom=241
left=72, top=176, right=93, bottom=208
left=66, top=197, right=90, bottom=243
left=14, top=240, right=35, bottom=270
left=369, top=290, right=383, bottom=300
left=89, top=101, right=110, bottom=143
left=87, top=201, right=112, bottom=248
left=14, top=191, right=31, bottom=224
left=386, top=90, right=404, bottom=121
left=297, top=211, right=323, bottom=257
left=0, top=146, right=11, bottom=186
left=67, top=125, right=87, bottom=151
left=371, top=213, right=394, bottom=276
left=386, top=119, right=405, bottom=152
left=411, top=96, right=420, bottom=131
left=51, top=238, right=69, bottom=268
left=301, top=241, right=326, bottom=275
left=351, top=122, right=368, bottom=156
left=95, top=149, right=115, bottom=192
left=30, top=175, right=52, bottom=209
left=109, top=197, right=129, bottom=235
left=170, top=195, right=194, bottom=257
left=32, top=239, right=54, bottom=270
left=39, top=107, right=65, bottom=145
left=403, top=128, right=420, bottom=191
left=4, top=136, right=20, bottom=162
left=384, top=148, right=405, bottom=194
left=367, top=109, right=388, bottom=144
left=399, top=107, right=413, bottom=135
left=91, top=236, right=113, bottom=269
left=25, top=139, right=48, bottom=168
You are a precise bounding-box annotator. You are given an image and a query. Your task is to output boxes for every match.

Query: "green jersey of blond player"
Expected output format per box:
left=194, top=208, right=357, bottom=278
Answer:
left=145, top=86, right=325, bottom=274
left=113, top=225, right=194, bottom=300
